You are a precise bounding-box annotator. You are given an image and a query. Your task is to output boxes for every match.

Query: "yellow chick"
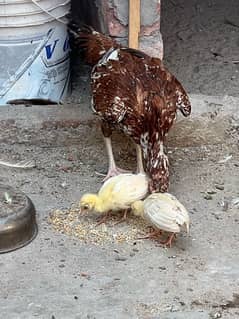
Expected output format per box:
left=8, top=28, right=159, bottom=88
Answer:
left=131, top=192, right=190, bottom=247
left=79, top=173, right=149, bottom=224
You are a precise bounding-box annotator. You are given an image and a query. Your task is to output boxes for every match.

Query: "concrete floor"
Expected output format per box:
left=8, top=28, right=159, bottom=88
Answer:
left=1, top=1, right=239, bottom=317
left=0, top=91, right=239, bottom=318
left=161, top=0, right=239, bottom=97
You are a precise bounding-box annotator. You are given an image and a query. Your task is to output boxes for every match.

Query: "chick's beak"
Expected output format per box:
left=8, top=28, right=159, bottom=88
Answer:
left=78, top=204, right=84, bottom=215
left=79, top=208, right=86, bottom=215
left=79, top=203, right=90, bottom=215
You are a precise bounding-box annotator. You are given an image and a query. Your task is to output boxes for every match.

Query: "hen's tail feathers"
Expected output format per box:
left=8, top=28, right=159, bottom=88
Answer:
left=175, top=81, right=191, bottom=117
left=68, top=22, right=120, bottom=65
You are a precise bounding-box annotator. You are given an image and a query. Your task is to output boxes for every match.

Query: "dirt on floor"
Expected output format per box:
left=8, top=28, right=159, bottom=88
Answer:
left=161, top=0, right=239, bottom=97
left=0, top=95, right=238, bottom=318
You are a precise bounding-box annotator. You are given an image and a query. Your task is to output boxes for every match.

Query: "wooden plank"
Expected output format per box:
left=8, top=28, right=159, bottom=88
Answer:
left=129, top=0, right=141, bottom=49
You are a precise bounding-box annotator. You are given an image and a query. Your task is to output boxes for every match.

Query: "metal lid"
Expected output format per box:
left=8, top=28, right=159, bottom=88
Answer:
left=0, top=184, right=38, bottom=253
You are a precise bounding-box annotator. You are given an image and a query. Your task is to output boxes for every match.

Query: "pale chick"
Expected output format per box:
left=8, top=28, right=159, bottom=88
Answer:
left=79, top=173, right=149, bottom=224
left=131, top=192, right=190, bottom=247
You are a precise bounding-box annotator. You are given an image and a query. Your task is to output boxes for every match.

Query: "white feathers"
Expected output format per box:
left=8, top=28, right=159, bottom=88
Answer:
left=153, top=159, right=159, bottom=169
left=175, top=89, right=191, bottom=116
left=91, top=97, right=97, bottom=113
left=91, top=72, right=102, bottom=80
left=159, top=141, right=164, bottom=155
left=107, top=49, right=119, bottom=61
left=0, top=159, right=35, bottom=169
left=4, top=192, right=12, bottom=204
left=96, top=48, right=119, bottom=67
left=112, top=96, right=126, bottom=122
left=140, top=132, right=149, bottom=149
left=133, top=192, right=190, bottom=234
left=98, top=173, right=149, bottom=212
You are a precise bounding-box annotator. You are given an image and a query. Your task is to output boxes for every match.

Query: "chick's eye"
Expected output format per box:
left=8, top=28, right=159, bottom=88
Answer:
left=83, top=205, right=89, bottom=210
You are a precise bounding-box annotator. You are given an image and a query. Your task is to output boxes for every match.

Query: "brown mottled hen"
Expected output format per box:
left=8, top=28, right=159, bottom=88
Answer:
left=69, top=26, right=191, bottom=192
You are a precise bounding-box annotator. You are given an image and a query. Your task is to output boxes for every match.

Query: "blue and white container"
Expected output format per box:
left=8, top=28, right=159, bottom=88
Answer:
left=0, top=0, right=71, bottom=105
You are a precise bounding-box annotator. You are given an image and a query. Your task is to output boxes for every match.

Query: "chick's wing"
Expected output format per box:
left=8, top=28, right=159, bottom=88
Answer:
left=112, top=174, right=148, bottom=206
left=144, top=197, right=184, bottom=233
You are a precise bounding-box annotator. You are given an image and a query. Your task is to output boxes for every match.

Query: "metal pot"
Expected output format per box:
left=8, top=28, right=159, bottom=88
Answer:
left=0, top=184, right=38, bottom=253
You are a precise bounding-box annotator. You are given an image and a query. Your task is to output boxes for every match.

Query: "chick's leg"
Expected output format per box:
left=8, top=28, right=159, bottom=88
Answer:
left=137, top=230, right=175, bottom=248
left=135, top=144, right=145, bottom=174
left=137, top=229, right=162, bottom=240
left=113, top=209, right=128, bottom=225
left=101, top=122, right=130, bottom=181
left=96, top=211, right=112, bottom=226
left=159, top=233, right=176, bottom=248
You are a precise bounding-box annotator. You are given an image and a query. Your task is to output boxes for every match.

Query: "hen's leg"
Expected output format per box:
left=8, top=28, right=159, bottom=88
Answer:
left=103, top=137, right=129, bottom=179
left=101, top=122, right=130, bottom=181
left=135, top=144, right=145, bottom=174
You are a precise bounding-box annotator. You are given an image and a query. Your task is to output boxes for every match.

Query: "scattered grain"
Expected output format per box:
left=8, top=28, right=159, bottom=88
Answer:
left=48, top=206, right=150, bottom=245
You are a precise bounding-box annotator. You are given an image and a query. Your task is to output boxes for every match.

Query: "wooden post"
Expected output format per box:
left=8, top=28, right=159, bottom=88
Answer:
left=129, top=0, right=141, bottom=49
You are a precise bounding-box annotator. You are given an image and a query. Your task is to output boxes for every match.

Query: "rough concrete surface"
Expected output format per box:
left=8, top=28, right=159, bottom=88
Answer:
left=161, top=0, right=239, bottom=97
left=108, top=0, right=160, bottom=27
left=0, top=92, right=239, bottom=319
left=1, top=1, right=239, bottom=318
left=95, top=0, right=163, bottom=58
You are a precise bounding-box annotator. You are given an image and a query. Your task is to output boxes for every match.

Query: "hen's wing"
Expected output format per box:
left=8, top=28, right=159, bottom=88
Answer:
left=91, top=48, right=144, bottom=119
left=91, top=48, right=154, bottom=144
left=91, top=47, right=191, bottom=142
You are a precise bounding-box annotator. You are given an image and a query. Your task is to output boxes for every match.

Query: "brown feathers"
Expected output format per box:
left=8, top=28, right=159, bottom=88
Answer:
left=70, top=27, right=191, bottom=192
left=68, top=25, right=120, bottom=65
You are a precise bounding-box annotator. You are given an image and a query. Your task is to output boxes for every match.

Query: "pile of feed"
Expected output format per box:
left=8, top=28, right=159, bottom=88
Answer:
left=49, top=205, right=150, bottom=245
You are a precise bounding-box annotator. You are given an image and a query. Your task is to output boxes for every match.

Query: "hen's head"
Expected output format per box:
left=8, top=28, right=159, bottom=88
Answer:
left=141, top=132, right=170, bottom=193
left=148, top=155, right=169, bottom=193
left=145, top=144, right=169, bottom=193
